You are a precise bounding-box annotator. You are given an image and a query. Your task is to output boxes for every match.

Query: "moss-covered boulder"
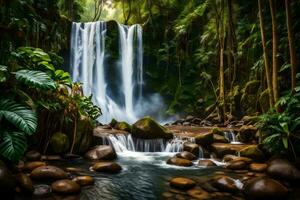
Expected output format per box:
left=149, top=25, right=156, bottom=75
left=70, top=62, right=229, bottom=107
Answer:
left=237, top=125, right=257, bottom=143
left=73, top=115, right=93, bottom=154
left=211, top=128, right=223, bottom=135
left=240, top=145, right=265, bottom=161
left=49, top=132, right=70, bottom=154
left=114, top=121, right=131, bottom=132
left=132, top=117, right=173, bottom=139
left=195, top=132, right=213, bottom=147
left=110, top=118, right=118, bottom=127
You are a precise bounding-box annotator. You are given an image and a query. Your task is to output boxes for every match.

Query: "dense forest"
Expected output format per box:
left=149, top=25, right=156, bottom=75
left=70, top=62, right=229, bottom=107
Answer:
left=1, top=0, right=300, bottom=200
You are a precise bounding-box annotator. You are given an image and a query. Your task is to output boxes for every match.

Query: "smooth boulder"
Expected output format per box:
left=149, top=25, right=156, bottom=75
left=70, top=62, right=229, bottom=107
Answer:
left=226, top=160, right=248, bottom=170
left=198, top=160, right=217, bottom=167
left=85, top=145, right=117, bottom=160
left=31, top=165, right=68, bottom=180
left=239, top=145, right=265, bottom=161
left=243, top=177, right=288, bottom=200
left=114, top=121, right=131, bottom=132
left=49, top=132, right=70, bottom=154
left=16, top=173, right=33, bottom=193
left=183, top=142, right=199, bottom=157
left=72, top=176, right=94, bottom=186
left=170, top=177, right=196, bottom=190
left=25, top=150, right=41, bottom=161
left=249, top=163, right=267, bottom=172
left=23, top=161, right=46, bottom=171
left=211, top=175, right=239, bottom=193
left=92, top=162, right=122, bottom=173
left=51, top=179, right=81, bottom=194
left=195, top=132, right=213, bottom=146
left=132, top=117, right=173, bottom=139
left=267, top=159, right=300, bottom=180
left=175, top=151, right=197, bottom=161
left=167, top=157, right=193, bottom=167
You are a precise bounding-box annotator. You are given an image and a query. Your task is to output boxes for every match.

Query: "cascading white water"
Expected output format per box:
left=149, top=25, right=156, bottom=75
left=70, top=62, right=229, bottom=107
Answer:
left=224, top=131, right=240, bottom=144
left=102, top=134, right=204, bottom=158
left=70, top=21, right=143, bottom=124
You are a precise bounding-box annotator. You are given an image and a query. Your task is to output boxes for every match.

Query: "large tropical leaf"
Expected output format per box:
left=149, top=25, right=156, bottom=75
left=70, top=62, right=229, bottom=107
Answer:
left=14, top=70, right=56, bottom=90
left=0, top=131, right=27, bottom=162
left=0, top=99, right=37, bottom=135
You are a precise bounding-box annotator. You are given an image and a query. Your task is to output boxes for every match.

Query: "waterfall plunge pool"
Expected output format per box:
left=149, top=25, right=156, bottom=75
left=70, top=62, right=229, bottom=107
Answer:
left=41, top=152, right=226, bottom=200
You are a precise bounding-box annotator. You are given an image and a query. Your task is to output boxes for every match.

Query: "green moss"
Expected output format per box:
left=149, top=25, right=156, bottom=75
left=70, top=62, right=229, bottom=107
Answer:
left=49, top=132, right=70, bottom=154
left=132, top=117, right=173, bottom=139
left=115, top=121, right=131, bottom=132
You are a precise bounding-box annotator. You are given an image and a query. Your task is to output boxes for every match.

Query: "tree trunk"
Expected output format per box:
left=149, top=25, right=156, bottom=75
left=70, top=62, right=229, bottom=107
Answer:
left=285, top=0, right=297, bottom=91
left=269, top=0, right=279, bottom=102
left=258, top=0, right=274, bottom=107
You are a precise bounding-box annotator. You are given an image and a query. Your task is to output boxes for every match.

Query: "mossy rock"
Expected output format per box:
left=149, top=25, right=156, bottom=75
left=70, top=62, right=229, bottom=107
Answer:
left=73, top=115, right=93, bottom=154
left=195, top=132, right=214, bottom=147
left=240, top=145, right=265, bottom=161
left=237, top=125, right=257, bottom=143
left=114, top=122, right=131, bottom=132
left=259, top=89, right=270, bottom=113
left=211, top=128, right=223, bottom=135
left=110, top=118, right=118, bottom=127
left=49, top=132, right=70, bottom=154
left=131, top=117, right=173, bottom=139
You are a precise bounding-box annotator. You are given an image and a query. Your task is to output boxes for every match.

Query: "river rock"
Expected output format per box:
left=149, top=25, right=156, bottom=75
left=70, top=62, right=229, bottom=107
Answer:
left=132, top=117, right=173, bottom=139
left=33, top=184, right=52, bottom=197
left=92, top=162, right=122, bottom=173
left=114, top=121, right=131, bottom=132
left=267, top=159, right=300, bottom=180
left=195, top=132, right=213, bottom=146
left=249, top=163, right=267, bottom=172
left=175, top=151, right=197, bottom=161
left=198, top=159, right=217, bottom=167
left=237, top=125, right=257, bottom=143
left=85, top=145, right=117, bottom=160
left=31, top=165, right=68, bottom=180
left=223, top=155, right=252, bottom=164
left=213, top=134, right=229, bottom=143
left=72, top=176, right=94, bottom=186
left=16, top=173, right=33, bottom=193
left=170, top=177, right=196, bottom=190
left=243, top=177, right=288, bottom=200
left=51, top=179, right=81, bottom=194
left=23, top=161, right=46, bottom=171
left=0, top=163, right=16, bottom=195
left=25, top=150, right=41, bottom=161
left=167, top=157, right=193, bottom=167
left=187, top=188, right=211, bottom=199
left=211, top=143, right=249, bottom=158
left=183, top=142, right=199, bottom=157
left=65, top=167, right=84, bottom=173
left=49, top=131, right=70, bottom=154
left=226, top=160, right=248, bottom=170
left=239, top=145, right=265, bottom=161
left=211, top=176, right=239, bottom=193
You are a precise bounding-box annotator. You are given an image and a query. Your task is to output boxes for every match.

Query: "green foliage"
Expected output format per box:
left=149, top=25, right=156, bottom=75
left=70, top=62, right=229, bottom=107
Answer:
left=259, top=91, right=300, bottom=157
left=77, top=95, right=102, bottom=120
left=0, top=99, right=37, bottom=136
left=14, top=70, right=57, bottom=90
left=0, top=132, right=28, bottom=162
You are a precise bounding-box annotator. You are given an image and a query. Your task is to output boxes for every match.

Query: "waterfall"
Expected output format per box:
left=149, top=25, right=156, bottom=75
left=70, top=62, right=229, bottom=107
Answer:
left=102, top=134, right=203, bottom=156
left=70, top=21, right=143, bottom=124
left=224, top=131, right=239, bottom=143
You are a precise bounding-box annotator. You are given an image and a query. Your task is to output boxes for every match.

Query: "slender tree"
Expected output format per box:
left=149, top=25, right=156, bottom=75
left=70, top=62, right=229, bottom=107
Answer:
left=258, top=0, right=274, bottom=106
left=269, top=0, right=279, bottom=102
left=285, top=0, right=297, bottom=91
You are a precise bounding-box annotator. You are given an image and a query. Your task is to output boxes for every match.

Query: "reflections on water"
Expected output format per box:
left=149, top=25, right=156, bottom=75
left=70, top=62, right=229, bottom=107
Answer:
left=80, top=152, right=221, bottom=200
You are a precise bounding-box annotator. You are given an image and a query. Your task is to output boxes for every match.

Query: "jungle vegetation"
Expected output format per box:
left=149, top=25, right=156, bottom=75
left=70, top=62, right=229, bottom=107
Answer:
left=0, top=0, right=300, bottom=161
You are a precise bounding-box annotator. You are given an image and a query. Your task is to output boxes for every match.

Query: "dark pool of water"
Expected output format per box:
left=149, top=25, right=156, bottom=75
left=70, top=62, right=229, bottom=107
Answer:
left=18, top=152, right=225, bottom=200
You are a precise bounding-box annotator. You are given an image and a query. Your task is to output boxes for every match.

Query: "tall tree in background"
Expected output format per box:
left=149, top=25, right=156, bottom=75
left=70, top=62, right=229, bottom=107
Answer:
left=258, top=0, right=274, bottom=106
left=214, top=0, right=226, bottom=121
left=285, top=0, right=297, bottom=91
left=93, top=0, right=105, bottom=21
left=269, top=0, right=279, bottom=102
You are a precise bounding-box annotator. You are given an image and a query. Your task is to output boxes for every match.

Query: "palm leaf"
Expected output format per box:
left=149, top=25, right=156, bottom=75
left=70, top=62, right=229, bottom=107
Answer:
left=0, top=131, right=27, bottom=162
left=14, top=70, right=56, bottom=90
left=0, top=99, right=37, bottom=135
